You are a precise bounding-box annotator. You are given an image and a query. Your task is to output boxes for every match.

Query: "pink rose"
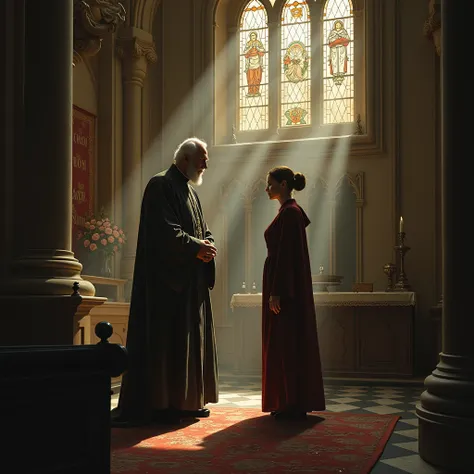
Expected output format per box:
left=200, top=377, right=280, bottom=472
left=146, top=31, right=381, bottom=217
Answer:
left=108, top=236, right=115, bottom=243
left=104, top=221, right=111, bottom=227
left=101, top=239, right=107, bottom=246
left=118, top=237, right=123, bottom=244
left=105, top=227, right=113, bottom=235
left=92, top=233, right=100, bottom=241
left=91, top=219, right=96, bottom=224
left=112, top=230, right=119, bottom=238
left=83, top=240, right=90, bottom=247
left=99, top=226, right=105, bottom=231
left=89, top=243, right=97, bottom=251
left=97, top=220, right=103, bottom=226
left=113, top=225, right=118, bottom=230
left=89, top=225, right=95, bottom=230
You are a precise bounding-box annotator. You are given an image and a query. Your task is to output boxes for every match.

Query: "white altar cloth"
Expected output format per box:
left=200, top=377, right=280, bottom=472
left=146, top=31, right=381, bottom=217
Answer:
left=230, top=291, right=416, bottom=309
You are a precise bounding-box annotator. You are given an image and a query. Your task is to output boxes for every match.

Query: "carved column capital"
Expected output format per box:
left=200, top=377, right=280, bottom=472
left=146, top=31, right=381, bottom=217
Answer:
left=73, top=0, right=126, bottom=66
left=116, top=36, right=158, bottom=87
left=423, top=0, right=441, bottom=56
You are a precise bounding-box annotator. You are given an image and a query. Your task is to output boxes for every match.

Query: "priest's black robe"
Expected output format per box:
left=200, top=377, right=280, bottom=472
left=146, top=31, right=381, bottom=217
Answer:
left=261, top=199, right=325, bottom=413
left=115, top=164, right=219, bottom=423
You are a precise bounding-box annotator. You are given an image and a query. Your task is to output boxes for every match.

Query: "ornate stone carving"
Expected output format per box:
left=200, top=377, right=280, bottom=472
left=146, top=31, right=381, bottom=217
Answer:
left=116, top=37, right=158, bottom=63
left=423, top=0, right=441, bottom=56
left=73, top=0, right=126, bottom=65
left=116, top=36, right=158, bottom=86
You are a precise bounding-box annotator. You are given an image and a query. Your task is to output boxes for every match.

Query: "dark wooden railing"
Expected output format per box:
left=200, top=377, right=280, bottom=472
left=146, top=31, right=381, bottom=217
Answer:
left=0, top=321, right=128, bottom=474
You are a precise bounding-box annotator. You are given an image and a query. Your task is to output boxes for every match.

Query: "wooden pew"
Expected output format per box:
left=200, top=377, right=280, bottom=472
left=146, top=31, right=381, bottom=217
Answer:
left=0, top=321, right=128, bottom=474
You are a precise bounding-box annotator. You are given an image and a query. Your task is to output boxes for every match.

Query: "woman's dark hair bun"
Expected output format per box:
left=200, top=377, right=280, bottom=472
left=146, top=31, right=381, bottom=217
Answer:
left=293, top=172, right=306, bottom=191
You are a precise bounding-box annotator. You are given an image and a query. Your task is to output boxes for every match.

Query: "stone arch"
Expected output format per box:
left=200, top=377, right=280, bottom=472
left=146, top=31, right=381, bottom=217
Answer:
left=132, top=0, right=263, bottom=35
left=130, top=0, right=162, bottom=33
left=335, top=172, right=365, bottom=207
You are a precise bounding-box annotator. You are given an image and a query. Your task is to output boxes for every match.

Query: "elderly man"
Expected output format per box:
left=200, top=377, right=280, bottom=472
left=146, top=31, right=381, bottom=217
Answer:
left=112, top=137, right=219, bottom=426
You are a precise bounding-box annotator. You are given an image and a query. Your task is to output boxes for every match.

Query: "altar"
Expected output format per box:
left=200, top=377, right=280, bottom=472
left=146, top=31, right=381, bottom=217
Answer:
left=230, top=292, right=416, bottom=378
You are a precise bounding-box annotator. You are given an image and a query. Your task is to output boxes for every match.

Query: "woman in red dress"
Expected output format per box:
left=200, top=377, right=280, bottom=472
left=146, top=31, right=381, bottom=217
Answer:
left=262, top=166, right=325, bottom=420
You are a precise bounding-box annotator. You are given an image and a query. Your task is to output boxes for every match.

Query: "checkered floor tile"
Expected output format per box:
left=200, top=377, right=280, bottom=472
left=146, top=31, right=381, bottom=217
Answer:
left=111, top=375, right=446, bottom=473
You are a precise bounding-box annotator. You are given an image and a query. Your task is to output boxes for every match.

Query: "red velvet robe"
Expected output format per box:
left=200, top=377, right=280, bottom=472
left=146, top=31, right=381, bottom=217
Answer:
left=262, top=199, right=325, bottom=413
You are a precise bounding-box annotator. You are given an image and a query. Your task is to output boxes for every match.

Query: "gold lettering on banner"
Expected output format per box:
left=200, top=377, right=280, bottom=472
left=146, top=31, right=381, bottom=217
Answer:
left=72, top=182, right=86, bottom=203
left=72, top=153, right=87, bottom=171
left=72, top=211, right=86, bottom=227
left=72, top=105, right=95, bottom=254
left=73, top=131, right=89, bottom=147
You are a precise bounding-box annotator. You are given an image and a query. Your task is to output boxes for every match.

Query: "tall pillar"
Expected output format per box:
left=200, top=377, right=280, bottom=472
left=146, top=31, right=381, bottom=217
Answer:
left=0, top=0, right=105, bottom=345
left=117, top=29, right=157, bottom=286
left=417, top=1, right=474, bottom=471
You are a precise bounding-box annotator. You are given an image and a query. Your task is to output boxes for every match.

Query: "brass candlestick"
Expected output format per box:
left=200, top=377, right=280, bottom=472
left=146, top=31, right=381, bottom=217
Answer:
left=383, top=263, right=396, bottom=291
left=393, top=232, right=411, bottom=291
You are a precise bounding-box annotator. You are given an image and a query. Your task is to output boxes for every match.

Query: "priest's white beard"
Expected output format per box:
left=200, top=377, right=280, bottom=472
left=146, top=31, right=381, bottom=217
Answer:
left=187, top=162, right=204, bottom=186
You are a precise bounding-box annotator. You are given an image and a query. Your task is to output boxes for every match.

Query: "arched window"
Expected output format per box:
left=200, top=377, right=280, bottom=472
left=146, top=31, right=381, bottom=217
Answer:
left=239, top=0, right=269, bottom=131
left=231, top=0, right=360, bottom=140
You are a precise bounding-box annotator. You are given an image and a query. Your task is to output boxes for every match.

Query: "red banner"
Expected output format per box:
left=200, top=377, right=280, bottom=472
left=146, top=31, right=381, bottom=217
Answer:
left=72, top=106, right=95, bottom=253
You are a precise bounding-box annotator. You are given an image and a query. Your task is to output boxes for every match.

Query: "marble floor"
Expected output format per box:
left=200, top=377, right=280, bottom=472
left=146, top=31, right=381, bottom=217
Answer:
left=111, top=375, right=449, bottom=474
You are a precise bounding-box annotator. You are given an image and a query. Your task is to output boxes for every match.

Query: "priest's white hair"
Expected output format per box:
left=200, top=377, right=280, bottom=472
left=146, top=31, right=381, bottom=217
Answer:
left=173, top=137, right=207, bottom=164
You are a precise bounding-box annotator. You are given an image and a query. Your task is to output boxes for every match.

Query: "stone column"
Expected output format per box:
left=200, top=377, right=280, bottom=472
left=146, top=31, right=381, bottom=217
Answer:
left=0, top=0, right=105, bottom=345
left=117, top=28, right=157, bottom=286
left=417, top=1, right=474, bottom=471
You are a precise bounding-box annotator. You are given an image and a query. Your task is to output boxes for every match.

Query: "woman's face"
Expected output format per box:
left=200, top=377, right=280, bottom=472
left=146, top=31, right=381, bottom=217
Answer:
left=266, top=175, right=286, bottom=200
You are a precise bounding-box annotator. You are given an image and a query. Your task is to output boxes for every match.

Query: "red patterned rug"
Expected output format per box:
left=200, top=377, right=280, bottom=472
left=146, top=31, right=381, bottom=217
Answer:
left=111, top=408, right=399, bottom=473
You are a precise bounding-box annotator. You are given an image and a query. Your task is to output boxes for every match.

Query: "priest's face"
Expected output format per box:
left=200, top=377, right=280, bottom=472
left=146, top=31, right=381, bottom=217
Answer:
left=186, top=146, right=208, bottom=186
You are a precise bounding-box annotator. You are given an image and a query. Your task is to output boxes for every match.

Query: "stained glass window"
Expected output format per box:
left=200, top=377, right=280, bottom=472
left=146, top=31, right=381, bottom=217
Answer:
left=234, top=0, right=360, bottom=136
left=280, top=0, right=311, bottom=127
left=323, top=0, right=354, bottom=124
left=239, top=0, right=269, bottom=131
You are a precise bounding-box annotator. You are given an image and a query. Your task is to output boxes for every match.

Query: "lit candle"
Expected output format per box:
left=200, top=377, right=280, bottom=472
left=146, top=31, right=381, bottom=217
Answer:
left=399, top=216, right=404, bottom=233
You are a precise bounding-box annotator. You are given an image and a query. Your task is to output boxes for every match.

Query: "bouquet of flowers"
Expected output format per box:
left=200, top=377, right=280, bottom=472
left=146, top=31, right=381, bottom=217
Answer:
left=77, top=212, right=127, bottom=257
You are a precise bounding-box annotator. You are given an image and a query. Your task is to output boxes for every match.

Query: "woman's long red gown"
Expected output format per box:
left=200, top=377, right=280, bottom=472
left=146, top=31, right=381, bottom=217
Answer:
left=262, top=199, right=326, bottom=413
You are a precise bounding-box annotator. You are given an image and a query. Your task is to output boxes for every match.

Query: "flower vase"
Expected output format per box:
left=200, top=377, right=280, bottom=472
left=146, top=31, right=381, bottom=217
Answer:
left=100, top=252, right=113, bottom=278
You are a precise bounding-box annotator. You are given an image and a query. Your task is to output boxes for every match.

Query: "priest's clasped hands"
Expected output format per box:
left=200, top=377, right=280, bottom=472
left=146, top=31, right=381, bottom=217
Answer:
left=197, top=239, right=280, bottom=313
left=197, top=239, right=217, bottom=263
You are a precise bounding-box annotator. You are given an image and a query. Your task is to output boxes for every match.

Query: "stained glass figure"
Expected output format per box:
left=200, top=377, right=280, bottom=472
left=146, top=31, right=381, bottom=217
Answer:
left=323, top=0, right=354, bottom=124
left=239, top=1, right=269, bottom=131
left=327, top=20, right=350, bottom=85
left=244, top=32, right=265, bottom=97
left=284, top=41, right=309, bottom=83
left=281, top=0, right=311, bottom=127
